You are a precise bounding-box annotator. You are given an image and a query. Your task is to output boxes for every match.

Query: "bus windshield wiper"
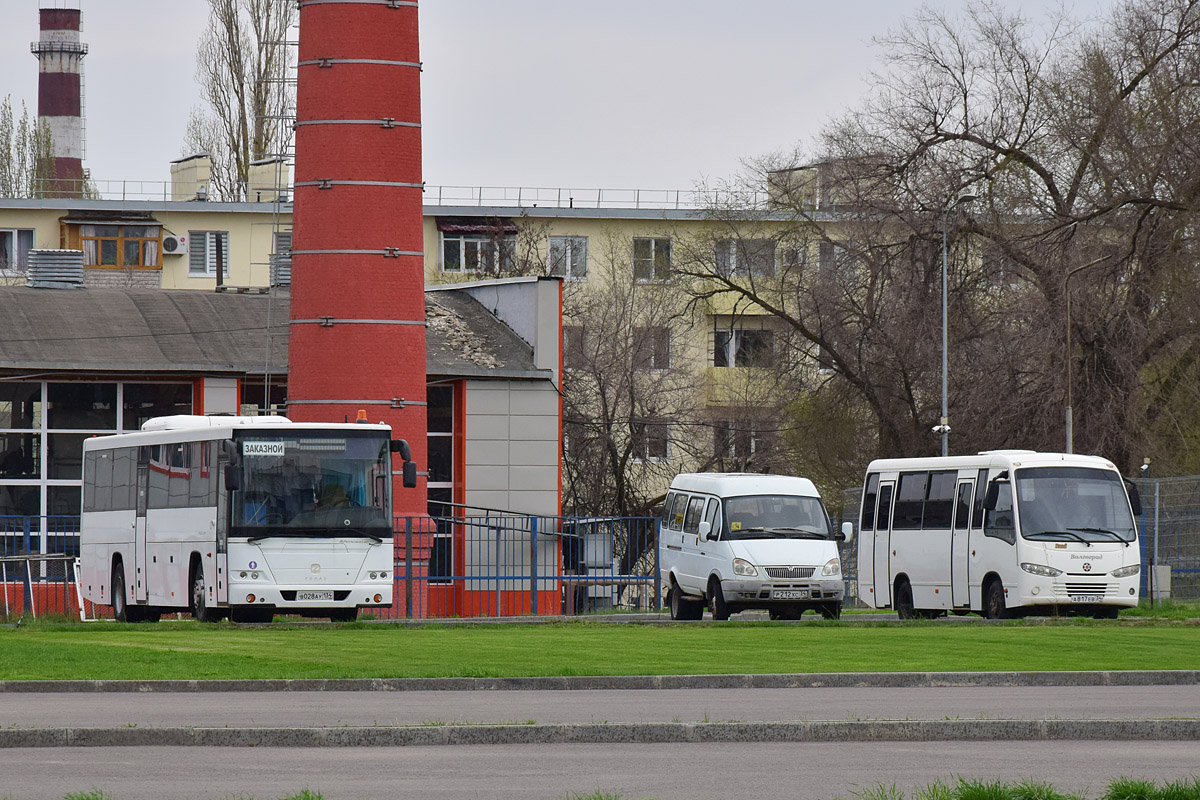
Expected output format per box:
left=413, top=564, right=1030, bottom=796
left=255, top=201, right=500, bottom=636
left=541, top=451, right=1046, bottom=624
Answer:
left=247, top=531, right=306, bottom=543
left=1068, top=527, right=1131, bottom=547
left=339, top=530, right=384, bottom=544
left=1024, top=530, right=1092, bottom=547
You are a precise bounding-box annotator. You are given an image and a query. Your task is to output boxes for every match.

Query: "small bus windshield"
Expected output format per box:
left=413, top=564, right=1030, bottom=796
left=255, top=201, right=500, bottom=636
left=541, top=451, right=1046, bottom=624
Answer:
left=1015, top=466, right=1136, bottom=544
left=233, top=432, right=392, bottom=536
left=723, top=494, right=831, bottom=540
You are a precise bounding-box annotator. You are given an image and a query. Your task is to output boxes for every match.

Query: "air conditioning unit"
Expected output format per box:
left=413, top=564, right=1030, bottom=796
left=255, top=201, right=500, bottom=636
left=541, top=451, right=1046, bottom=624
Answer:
left=162, top=234, right=189, bottom=255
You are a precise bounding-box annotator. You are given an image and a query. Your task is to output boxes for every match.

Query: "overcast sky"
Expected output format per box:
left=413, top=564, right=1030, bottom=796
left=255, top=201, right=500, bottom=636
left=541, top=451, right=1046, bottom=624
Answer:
left=0, top=0, right=1114, bottom=191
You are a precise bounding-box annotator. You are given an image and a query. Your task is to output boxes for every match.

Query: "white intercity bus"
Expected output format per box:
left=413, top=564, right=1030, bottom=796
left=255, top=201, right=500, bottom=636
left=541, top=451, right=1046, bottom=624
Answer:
left=854, top=451, right=1142, bottom=619
left=80, top=415, right=412, bottom=622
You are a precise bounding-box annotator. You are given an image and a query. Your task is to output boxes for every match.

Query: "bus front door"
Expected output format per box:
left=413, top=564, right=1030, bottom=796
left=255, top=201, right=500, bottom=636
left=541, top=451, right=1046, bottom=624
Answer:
left=951, top=480, right=974, bottom=607
left=135, top=463, right=148, bottom=603
left=873, top=482, right=894, bottom=607
left=215, top=464, right=229, bottom=605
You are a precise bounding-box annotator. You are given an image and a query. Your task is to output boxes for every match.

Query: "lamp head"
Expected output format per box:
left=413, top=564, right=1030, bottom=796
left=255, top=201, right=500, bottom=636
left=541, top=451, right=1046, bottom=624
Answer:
left=954, top=192, right=978, bottom=207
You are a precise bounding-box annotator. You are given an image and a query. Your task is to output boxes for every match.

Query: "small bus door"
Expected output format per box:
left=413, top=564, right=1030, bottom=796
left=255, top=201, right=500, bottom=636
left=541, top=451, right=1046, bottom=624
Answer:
left=134, top=461, right=149, bottom=603
left=872, top=481, right=895, bottom=606
left=951, top=479, right=974, bottom=607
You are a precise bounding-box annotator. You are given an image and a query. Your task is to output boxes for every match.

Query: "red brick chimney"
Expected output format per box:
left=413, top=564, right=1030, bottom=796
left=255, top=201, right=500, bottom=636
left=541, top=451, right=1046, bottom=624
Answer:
left=32, top=7, right=87, bottom=197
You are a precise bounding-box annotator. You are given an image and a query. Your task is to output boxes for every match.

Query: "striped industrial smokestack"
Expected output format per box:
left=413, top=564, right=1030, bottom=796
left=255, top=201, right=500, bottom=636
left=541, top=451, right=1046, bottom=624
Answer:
left=31, top=6, right=87, bottom=197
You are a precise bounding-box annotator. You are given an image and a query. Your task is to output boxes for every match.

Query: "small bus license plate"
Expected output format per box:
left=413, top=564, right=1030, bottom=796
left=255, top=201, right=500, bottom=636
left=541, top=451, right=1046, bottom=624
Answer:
left=297, top=591, right=334, bottom=602
left=1072, top=595, right=1103, bottom=603
left=773, top=590, right=809, bottom=600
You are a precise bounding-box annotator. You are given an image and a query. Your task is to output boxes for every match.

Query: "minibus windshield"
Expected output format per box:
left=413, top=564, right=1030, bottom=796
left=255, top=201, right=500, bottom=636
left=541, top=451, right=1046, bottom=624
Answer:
left=1015, top=466, right=1137, bottom=544
left=723, top=494, right=832, bottom=540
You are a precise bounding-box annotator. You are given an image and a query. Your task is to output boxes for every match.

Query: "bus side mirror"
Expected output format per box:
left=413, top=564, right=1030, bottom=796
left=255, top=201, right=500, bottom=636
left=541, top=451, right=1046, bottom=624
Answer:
left=402, top=460, right=417, bottom=489
left=1124, top=479, right=1143, bottom=516
left=223, top=463, right=241, bottom=492
left=839, top=521, right=854, bottom=544
left=983, top=482, right=1000, bottom=510
left=697, top=520, right=712, bottom=541
left=390, top=438, right=412, bottom=461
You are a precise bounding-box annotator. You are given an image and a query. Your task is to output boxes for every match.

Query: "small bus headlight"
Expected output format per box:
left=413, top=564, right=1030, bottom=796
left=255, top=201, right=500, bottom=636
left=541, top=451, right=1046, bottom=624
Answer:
left=821, top=558, right=841, bottom=576
left=1020, top=562, right=1063, bottom=577
left=1111, top=564, right=1140, bottom=578
left=732, top=558, right=758, bottom=577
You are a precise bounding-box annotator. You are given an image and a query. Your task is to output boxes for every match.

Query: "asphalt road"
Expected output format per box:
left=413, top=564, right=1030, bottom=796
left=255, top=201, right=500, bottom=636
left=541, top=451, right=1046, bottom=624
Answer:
left=5, top=741, right=1200, bottom=800
left=2, top=685, right=1197, bottom=729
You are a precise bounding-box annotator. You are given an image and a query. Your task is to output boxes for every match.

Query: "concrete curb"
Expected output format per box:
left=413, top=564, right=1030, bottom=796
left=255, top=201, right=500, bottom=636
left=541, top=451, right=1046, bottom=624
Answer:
left=1, top=671, right=1197, bottom=693
left=2, top=719, right=1199, bottom=748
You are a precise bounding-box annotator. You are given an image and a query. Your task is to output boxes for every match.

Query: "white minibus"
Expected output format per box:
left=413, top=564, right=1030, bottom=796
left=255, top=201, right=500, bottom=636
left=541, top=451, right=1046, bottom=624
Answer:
left=80, top=415, right=412, bottom=622
left=854, top=451, right=1142, bottom=619
left=660, top=473, right=850, bottom=620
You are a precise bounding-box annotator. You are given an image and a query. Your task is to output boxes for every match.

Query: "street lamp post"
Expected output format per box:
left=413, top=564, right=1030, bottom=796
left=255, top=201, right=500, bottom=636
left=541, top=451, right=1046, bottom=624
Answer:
left=939, top=193, right=976, bottom=457
left=1063, top=255, right=1110, bottom=454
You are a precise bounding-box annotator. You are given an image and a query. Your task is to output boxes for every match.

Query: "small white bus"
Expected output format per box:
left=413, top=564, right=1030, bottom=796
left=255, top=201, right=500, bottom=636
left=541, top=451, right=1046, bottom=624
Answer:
left=80, top=415, right=407, bottom=622
left=854, top=451, right=1142, bottom=619
left=660, top=473, right=850, bottom=621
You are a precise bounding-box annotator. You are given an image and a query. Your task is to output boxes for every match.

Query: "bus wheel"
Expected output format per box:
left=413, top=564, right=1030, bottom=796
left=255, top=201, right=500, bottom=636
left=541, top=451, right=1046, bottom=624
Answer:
left=894, top=579, right=916, bottom=620
left=984, top=580, right=1010, bottom=620
left=708, top=578, right=731, bottom=621
left=189, top=565, right=217, bottom=623
left=112, top=563, right=130, bottom=622
left=819, top=602, right=842, bottom=620
left=668, top=586, right=687, bottom=620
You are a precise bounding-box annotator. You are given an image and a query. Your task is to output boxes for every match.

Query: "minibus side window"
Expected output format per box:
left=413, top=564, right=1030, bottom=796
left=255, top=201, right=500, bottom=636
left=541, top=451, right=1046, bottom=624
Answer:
left=661, top=492, right=676, bottom=527
left=971, top=468, right=987, bottom=529
left=923, top=471, right=956, bottom=529
left=860, top=473, right=878, bottom=531
left=683, top=496, right=705, bottom=534
left=703, top=498, right=720, bottom=539
left=670, top=493, right=689, bottom=530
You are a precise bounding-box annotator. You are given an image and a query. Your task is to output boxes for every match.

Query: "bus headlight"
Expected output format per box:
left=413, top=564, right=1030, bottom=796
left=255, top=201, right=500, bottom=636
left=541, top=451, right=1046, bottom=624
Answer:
left=1111, top=564, right=1140, bottom=578
left=1020, top=562, right=1063, bottom=577
left=821, top=558, right=841, bottom=577
left=732, top=558, right=758, bottom=577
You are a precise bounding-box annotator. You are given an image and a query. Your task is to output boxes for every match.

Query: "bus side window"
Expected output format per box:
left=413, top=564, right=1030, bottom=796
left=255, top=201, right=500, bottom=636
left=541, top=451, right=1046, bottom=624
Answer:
left=893, top=472, right=927, bottom=529
left=954, top=482, right=972, bottom=531
left=971, top=468, right=987, bottom=529
left=876, top=484, right=893, bottom=530
left=703, top=498, right=720, bottom=540
left=661, top=492, right=676, bottom=528
left=670, top=493, right=689, bottom=530
left=984, top=482, right=1016, bottom=544
left=860, top=473, right=878, bottom=531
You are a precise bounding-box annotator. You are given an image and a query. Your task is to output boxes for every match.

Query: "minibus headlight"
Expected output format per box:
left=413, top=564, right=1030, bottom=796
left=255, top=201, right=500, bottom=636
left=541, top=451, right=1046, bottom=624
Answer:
left=732, top=558, right=758, bottom=577
left=1020, top=562, right=1063, bottom=577
left=821, top=558, right=841, bottom=577
left=1111, top=564, right=1140, bottom=578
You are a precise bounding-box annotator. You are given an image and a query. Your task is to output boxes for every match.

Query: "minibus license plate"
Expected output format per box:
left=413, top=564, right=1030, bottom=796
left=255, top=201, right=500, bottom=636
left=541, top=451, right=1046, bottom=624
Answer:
left=773, top=590, right=809, bottom=600
left=297, top=591, right=334, bottom=602
left=1072, top=595, right=1103, bottom=603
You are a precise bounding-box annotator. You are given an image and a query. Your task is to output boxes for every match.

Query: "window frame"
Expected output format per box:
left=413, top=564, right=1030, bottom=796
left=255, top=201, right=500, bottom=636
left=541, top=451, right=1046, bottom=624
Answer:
left=0, top=228, right=35, bottom=272
left=187, top=230, right=231, bottom=277
left=633, top=236, right=672, bottom=282
left=440, top=231, right=516, bottom=273
left=79, top=224, right=163, bottom=270
left=631, top=419, right=669, bottom=463
left=549, top=235, right=589, bottom=280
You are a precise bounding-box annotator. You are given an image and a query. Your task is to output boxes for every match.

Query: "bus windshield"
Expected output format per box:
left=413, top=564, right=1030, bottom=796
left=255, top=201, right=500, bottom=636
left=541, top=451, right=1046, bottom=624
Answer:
left=1014, top=466, right=1136, bottom=544
left=232, top=432, right=392, bottom=537
left=723, top=494, right=832, bottom=540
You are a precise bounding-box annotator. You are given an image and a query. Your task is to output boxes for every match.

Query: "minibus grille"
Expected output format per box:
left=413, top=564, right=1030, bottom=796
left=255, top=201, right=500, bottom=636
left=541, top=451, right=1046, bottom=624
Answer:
left=766, top=567, right=815, bottom=579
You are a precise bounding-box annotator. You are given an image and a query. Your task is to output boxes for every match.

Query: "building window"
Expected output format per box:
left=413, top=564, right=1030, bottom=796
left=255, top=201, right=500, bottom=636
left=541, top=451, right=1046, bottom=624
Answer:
left=188, top=231, right=231, bottom=276
left=441, top=232, right=515, bottom=273
left=563, top=325, right=587, bottom=370
left=633, top=237, right=671, bottom=282
left=714, top=418, right=770, bottom=462
left=716, top=238, right=775, bottom=277
left=427, top=385, right=454, bottom=583
left=632, top=419, right=668, bottom=462
left=549, top=236, right=588, bottom=280
left=81, top=225, right=162, bottom=270
left=0, top=229, right=35, bottom=272
left=632, top=326, right=670, bottom=371
left=714, top=328, right=774, bottom=368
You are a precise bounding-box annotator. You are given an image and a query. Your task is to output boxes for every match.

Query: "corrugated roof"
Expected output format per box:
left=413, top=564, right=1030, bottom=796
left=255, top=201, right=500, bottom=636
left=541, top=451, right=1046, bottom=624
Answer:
left=0, top=285, right=545, bottom=380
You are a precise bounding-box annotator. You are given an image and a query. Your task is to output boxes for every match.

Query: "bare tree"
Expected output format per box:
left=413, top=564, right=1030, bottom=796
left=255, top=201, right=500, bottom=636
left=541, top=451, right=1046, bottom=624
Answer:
left=185, top=0, right=295, bottom=201
left=0, top=95, right=54, bottom=199
left=678, top=0, right=1200, bottom=475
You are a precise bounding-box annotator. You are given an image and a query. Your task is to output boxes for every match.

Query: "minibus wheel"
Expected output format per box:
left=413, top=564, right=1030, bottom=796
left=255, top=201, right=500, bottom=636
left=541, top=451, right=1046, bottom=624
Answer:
left=707, top=578, right=731, bottom=621
left=983, top=579, right=1010, bottom=619
left=894, top=578, right=916, bottom=620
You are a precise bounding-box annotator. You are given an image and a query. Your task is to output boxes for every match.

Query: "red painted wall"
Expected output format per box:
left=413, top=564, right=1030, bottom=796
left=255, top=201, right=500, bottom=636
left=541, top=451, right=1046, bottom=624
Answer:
left=290, top=0, right=427, bottom=517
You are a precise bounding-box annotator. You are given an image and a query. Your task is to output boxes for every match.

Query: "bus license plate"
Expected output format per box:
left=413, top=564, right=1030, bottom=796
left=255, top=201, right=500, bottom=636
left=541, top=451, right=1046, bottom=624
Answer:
left=773, top=590, right=809, bottom=600
left=297, top=591, right=334, bottom=602
left=1072, top=595, right=1103, bottom=603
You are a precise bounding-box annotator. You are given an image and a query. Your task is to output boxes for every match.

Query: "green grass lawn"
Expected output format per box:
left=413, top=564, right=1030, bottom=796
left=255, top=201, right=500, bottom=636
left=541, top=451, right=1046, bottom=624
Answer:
left=1, top=617, right=1197, bottom=681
